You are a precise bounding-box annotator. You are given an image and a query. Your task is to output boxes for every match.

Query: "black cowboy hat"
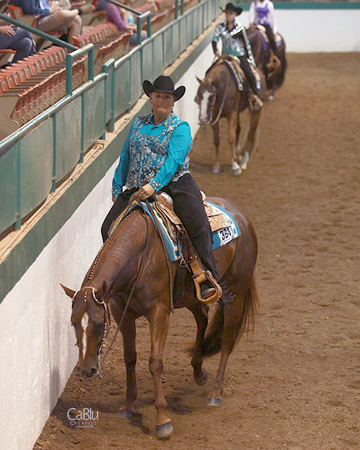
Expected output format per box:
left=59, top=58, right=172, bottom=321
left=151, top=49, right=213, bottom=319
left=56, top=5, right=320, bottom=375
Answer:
left=220, top=3, right=243, bottom=15
left=143, top=75, right=186, bottom=101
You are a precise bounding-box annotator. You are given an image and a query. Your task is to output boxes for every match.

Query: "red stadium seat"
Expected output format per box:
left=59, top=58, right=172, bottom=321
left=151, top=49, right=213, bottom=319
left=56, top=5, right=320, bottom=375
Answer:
left=0, top=47, right=86, bottom=139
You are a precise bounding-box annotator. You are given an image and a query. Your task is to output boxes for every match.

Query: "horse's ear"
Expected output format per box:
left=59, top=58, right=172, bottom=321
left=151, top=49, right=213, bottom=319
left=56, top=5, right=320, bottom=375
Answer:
left=60, top=283, right=76, bottom=299
left=95, top=281, right=107, bottom=301
left=195, top=75, right=202, bottom=84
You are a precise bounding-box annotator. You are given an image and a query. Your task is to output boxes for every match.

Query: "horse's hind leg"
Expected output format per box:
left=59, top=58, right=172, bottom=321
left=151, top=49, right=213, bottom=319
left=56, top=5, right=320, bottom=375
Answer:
left=147, top=305, right=173, bottom=439
left=228, top=111, right=241, bottom=176
left=211, top=122, right=221, bottom=174
left=207, top=299, right=246, bottom=406
left=187, top=302, right=209, bottom=386
left=238, top=109, right=261, bottom=170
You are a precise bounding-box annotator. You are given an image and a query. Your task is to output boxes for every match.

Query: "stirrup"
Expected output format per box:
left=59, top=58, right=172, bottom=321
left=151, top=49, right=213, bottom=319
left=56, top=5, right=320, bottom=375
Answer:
left=193, top=270, right=222, bottom=304
left=272, top=54, right=281, bottom=69
left=250, top=94, right=263, bottom=111
left=267, top=51, right=281, bottom=70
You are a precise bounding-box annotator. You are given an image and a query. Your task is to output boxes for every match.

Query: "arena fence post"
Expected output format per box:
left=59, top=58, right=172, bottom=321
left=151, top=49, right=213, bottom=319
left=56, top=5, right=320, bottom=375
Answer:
left=51, top=114, right=57, bottom=192
left=14, top=139, right=21, bottom=231
left=102, top=59, right=116, bottom=133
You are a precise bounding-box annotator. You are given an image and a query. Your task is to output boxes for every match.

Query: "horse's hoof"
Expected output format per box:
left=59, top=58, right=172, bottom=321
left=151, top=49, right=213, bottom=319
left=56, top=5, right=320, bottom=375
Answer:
left=119, top=409, right=134, bottom=419
left=156, top=421, right=173, bottom=439
left=240, top=162, right=247, bottom=170
left=233, top=167, right=242, bottom=176
left=194, top=368, right=209, bottom=386
left=206, top=397, right=221, bottom=407
left=266, top=94, right=274, bottom=102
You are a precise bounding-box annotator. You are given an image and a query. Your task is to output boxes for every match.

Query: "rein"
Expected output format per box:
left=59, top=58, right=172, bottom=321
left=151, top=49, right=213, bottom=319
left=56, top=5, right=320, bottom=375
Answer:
left=74, top=198, right=151, bottom=377
left=99, top=202, right=151, bottom=370
left=209, top=67, right=231, bottom=126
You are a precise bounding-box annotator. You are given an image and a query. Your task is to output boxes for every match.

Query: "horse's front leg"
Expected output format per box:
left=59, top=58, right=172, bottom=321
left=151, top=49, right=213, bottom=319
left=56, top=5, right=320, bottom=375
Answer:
left=116, top=308, right=138, bottom=417
left=147, top=304, right=172, bottom=439
left=211, top=122, right=221, bottom=174
left=228, top=111, right=241, bottom=176
left=187, top=302, right=209, bottom=386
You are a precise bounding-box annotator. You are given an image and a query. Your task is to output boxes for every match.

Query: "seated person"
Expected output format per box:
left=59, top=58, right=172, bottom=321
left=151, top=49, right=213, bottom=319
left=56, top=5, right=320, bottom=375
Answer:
left=96, top=0, right=146, bottom=45
left=11, top=0, right=82, bottom=45
left=0, top=23, right=36, bottom=64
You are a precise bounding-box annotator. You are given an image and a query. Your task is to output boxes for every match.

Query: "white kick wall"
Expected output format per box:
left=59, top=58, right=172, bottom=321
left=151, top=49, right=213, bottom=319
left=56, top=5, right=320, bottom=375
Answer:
left=0, top=37, right=215, bottom=450
left=242, top=8, right=360, bottom=53
left=1, top=6, right=359, bottom=450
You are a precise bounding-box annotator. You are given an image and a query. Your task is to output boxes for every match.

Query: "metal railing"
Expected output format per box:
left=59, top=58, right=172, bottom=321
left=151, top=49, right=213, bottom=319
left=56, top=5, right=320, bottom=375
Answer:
left=0, top=0, right=221, bottom=236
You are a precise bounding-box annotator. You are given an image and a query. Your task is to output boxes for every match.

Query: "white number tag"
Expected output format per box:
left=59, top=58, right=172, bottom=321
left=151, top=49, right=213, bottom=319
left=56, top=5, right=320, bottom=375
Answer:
left=218, top=226, right=233, bottom=245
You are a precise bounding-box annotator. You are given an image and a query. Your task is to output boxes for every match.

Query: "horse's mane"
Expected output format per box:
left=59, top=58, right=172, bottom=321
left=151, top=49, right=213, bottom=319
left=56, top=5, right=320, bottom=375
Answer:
left=84, top=209, right=144, bottom=285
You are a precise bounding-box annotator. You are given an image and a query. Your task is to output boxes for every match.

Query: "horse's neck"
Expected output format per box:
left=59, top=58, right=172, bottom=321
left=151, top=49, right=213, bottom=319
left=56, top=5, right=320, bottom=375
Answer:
left=207, top=66, right=227, bottom=91
left=84, top=211, right=149, bottom=291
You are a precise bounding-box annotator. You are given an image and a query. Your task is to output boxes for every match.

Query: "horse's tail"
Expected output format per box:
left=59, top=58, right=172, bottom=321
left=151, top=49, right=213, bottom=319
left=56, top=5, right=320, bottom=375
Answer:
left=200, top=274, right=258, bottom=358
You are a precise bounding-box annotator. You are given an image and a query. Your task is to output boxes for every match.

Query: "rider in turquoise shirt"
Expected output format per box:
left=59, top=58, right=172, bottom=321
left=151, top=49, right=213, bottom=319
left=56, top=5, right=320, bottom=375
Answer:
left=111, top=113, right=191, bottom=198
left=102, top=75, right=221, bottom=301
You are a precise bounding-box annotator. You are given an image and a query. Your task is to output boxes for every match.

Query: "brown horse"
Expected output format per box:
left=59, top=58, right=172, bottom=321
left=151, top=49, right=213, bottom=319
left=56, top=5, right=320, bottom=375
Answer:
left=248, top=25, right=287, bottom=102
left=195, top=56, right=266, bottom=175
left=61, top=197, right=258, bottom=439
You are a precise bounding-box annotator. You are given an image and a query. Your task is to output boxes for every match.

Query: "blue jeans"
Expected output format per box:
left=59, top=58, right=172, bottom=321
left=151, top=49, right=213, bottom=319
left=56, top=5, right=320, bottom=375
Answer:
left=0, top=28, right=36, bottom=64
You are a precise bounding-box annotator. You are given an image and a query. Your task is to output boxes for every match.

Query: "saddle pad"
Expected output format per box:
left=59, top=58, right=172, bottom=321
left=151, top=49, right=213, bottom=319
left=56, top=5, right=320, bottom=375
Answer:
left=223, top=58, right=244, bottom=92
left=112, top=201, right=241, bottom=262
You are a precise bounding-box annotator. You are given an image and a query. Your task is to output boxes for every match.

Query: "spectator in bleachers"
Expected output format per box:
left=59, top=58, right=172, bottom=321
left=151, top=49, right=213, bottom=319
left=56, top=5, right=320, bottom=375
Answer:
left=0, top=24, right=36, bottom=63
left=96, top=0, right=146, bottom=45
left=11, top=0, right=82, bottom=45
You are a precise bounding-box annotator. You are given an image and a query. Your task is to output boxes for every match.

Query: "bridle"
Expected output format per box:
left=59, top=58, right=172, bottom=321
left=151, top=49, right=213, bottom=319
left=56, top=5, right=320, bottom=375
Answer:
left=72, top=286, right=111, bottom=377
left=74, top=199, right=153, bottom=378
left=209, top=69, right=230, bottom=126
left=198, top=64, right=231, bottom=127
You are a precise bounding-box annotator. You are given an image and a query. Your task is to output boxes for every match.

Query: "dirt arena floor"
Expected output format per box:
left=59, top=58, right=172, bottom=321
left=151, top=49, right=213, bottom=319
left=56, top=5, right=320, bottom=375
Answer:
left=33, top=53, right=360, bottom=450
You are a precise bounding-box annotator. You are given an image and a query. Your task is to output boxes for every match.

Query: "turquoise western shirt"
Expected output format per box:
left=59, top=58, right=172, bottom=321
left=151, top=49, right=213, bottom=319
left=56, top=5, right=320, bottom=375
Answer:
left=112, top=113, right=191, bottom=197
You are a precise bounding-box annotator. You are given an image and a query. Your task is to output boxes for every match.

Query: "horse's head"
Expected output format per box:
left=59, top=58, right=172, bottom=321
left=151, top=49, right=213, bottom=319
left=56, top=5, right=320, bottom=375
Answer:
left=195, top=76, right=217, bottom=125
left=61, top=282, right=110, bottom=378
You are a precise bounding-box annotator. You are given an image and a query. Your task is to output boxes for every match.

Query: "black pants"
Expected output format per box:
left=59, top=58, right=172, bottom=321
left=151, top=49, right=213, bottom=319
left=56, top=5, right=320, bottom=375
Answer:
left=264, top=24, right=277, bottom=55
left=238, top=55, right=260, bottom=97
left=101, top=173, right=217, bottom=276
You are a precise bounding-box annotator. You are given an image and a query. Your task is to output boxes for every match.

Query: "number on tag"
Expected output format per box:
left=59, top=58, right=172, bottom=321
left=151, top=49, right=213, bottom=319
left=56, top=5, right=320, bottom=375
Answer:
left=218, top=226, right=233, bottom=245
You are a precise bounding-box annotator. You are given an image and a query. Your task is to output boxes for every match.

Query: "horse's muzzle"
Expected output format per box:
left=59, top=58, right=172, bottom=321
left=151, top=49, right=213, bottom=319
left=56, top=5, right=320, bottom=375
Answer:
left=77, top=365, right=97, bottom=378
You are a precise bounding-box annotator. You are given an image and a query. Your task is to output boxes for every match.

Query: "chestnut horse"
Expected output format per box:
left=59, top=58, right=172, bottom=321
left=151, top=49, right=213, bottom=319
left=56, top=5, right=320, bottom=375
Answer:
left=62, top=197, right=258, bottom=439
left=248, top=25, right=287, bottom=101
left=195, top=56, right=266, bottom=175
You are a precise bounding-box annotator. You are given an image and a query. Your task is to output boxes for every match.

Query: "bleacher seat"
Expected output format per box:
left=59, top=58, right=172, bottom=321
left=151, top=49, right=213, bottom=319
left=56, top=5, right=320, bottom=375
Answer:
left=154, top=0, right=173, bottom=12
left=0, top=46, right=86, bottom=140
left=73, top=22, right=131, bottom=73
left=136, top=2, right=157, bottom=15
left=0, top=49, right=15, bottom=67
left=0, top=0, right=10, bottom=13
left=6, top=4, right=38, bottom=27
left=141, top=9, right=168, bottom=34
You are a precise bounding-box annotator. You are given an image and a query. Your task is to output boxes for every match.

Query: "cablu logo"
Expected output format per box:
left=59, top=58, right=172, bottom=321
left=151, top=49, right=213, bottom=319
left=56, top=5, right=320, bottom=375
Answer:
left=67, top=407, right=99, bottom=428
